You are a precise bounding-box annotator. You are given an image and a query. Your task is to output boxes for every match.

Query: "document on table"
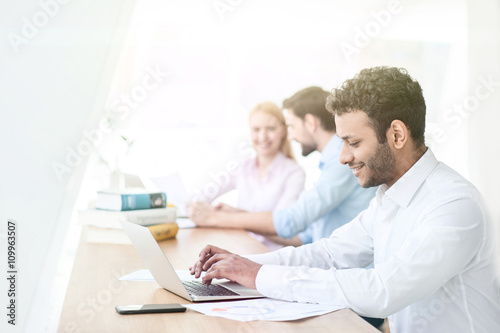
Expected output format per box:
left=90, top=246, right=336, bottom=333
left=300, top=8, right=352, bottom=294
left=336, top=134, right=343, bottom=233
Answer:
left=184, top=298, right=344, bottom=322
left=176, top=217, right=197, bottom=229
left=120, top=269, right=154, bottom=281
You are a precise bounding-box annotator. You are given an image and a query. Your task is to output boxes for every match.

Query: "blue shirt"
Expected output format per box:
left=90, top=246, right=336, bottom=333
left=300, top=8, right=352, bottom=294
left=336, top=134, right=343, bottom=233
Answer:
left=272, top=135, right=376, bottom=244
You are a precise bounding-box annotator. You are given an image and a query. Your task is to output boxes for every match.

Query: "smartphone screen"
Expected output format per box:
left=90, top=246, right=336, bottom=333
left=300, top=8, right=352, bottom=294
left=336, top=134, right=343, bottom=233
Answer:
left=115, top=303, right=186, bottom=314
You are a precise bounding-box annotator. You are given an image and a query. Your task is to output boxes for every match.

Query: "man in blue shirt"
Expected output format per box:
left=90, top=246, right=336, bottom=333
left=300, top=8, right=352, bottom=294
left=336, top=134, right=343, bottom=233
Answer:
left=189, top=87, right=376, bottom=246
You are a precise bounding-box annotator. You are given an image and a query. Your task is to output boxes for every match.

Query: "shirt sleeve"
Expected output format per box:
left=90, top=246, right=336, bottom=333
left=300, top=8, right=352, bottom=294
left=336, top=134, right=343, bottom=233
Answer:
left=256, top=197, right=484, bottom=318
left=273, top=165, right=305, bottom=210
left=272, top=161, right=358, bottom=238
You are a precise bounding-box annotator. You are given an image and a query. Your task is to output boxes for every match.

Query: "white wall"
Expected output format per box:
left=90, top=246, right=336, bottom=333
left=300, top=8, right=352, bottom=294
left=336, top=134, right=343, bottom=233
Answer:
left=105, top=0, right=472, bottom=200
left=0, top=1, right=135, bottom=332
left=467, top=0, right=500, bottom=264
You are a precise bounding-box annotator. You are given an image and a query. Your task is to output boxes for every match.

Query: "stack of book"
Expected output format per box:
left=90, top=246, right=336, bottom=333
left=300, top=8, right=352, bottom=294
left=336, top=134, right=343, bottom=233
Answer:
left=80, top=190, right=179, bottom=244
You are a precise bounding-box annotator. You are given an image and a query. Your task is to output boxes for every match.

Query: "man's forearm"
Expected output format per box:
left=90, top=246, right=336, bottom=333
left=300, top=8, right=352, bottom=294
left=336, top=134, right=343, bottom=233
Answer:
left=208, top=211, right=276, bottom=235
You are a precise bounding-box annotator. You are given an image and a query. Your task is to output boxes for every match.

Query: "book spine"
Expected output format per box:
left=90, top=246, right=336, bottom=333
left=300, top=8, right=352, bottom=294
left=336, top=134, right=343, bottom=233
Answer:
left=147, top=223, right=179, bottom=241
left=121, top=193, right=167, bottom=211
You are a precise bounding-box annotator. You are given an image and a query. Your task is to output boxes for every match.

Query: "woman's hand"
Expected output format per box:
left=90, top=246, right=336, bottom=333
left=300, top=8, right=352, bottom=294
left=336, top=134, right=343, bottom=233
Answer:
left=186, top=202, right=216, bottom=226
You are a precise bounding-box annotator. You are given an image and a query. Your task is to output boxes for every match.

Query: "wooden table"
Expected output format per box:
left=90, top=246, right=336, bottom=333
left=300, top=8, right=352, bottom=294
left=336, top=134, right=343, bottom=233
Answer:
left=58, top=227, right=379, bottom=333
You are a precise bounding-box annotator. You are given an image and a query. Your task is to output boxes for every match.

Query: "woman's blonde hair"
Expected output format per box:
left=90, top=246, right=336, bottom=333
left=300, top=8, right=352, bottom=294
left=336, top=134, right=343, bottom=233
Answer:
left=249, top=101, right=295, bottom=160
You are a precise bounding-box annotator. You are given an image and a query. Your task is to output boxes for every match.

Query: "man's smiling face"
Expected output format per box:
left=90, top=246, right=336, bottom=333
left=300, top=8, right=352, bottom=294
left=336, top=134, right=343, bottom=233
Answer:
left=335, top=110, right=397, bottom=188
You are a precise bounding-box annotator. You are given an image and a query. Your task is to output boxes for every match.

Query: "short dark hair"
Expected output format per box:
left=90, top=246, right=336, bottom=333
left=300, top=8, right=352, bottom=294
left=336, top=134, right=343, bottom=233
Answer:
left=283, top=86, right=335, bottom=132
left=326, top=67, right=426, bottom=147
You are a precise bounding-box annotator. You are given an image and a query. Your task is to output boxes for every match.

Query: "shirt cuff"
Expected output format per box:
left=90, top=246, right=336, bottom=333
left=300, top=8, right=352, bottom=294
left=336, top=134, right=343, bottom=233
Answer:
left=297, top=228, right=313, bottom=245
left=272, top=209, right=294, bottom=238
left=255, top=265, right=293, bottom=300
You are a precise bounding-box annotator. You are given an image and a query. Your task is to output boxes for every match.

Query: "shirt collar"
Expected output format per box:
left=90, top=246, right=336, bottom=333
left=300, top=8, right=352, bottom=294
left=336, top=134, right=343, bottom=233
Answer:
left=318, top=134, right=342, bottom=170
left=382, top=148, right=439, bottom=208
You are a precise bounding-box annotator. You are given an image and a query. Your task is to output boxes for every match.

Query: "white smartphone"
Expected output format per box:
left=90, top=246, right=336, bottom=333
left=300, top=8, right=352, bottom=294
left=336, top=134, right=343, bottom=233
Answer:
left=115, top=303, right=186, bottom=315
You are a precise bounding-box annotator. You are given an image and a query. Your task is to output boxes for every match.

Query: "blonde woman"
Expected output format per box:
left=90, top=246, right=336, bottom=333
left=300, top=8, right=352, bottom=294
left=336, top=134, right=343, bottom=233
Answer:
left=190, top=102, right=305, bottom=249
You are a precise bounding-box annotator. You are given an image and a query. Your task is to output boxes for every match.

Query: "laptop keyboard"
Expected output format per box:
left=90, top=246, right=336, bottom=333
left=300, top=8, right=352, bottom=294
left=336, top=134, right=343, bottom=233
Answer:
left=182, top=280, right=240, bottom=297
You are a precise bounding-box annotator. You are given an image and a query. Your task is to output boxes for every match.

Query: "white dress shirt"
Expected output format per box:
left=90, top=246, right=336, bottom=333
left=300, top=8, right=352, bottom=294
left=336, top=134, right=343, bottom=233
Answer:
left=247, top=149, right=500, bottom=333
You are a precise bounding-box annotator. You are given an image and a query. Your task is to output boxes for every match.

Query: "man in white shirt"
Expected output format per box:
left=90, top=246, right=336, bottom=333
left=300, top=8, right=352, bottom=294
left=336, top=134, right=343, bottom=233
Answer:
left=190, top=67, right=500, bottom=332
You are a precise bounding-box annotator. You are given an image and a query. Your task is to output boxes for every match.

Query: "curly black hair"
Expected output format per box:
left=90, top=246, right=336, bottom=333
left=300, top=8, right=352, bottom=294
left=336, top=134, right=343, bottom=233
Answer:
left=326, top=67, right=426, bottom=147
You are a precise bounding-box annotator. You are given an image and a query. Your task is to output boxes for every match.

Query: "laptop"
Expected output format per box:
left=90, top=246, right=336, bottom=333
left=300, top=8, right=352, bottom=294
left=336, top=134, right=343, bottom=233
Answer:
left=120, top=220, right=264, bottom=302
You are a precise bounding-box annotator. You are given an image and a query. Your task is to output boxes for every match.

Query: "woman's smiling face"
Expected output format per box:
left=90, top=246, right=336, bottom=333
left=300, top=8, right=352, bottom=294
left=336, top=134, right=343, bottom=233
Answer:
left=249, top=111, right=286, bottom=158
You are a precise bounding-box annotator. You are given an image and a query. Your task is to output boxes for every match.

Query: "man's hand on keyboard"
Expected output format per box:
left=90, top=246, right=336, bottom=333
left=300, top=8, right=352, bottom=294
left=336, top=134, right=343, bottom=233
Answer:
left=189, top=244, right=262, bottom=290
left=189, top=245, right=230, bottom=278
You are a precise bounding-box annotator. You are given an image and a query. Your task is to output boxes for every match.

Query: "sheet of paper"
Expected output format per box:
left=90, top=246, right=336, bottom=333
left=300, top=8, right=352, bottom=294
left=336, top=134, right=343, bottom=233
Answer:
left=120, top=269, right=154, bottom=281
left=184, top=298, right=344, bottom=322
left=176, top=217, right=197, bottom=229
left=149, top=173, right=190, bottom=213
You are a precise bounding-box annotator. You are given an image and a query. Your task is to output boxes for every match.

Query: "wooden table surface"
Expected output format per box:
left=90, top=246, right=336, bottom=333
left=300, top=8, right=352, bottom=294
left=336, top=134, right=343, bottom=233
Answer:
left=58, top=226, right=379, bottom=333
